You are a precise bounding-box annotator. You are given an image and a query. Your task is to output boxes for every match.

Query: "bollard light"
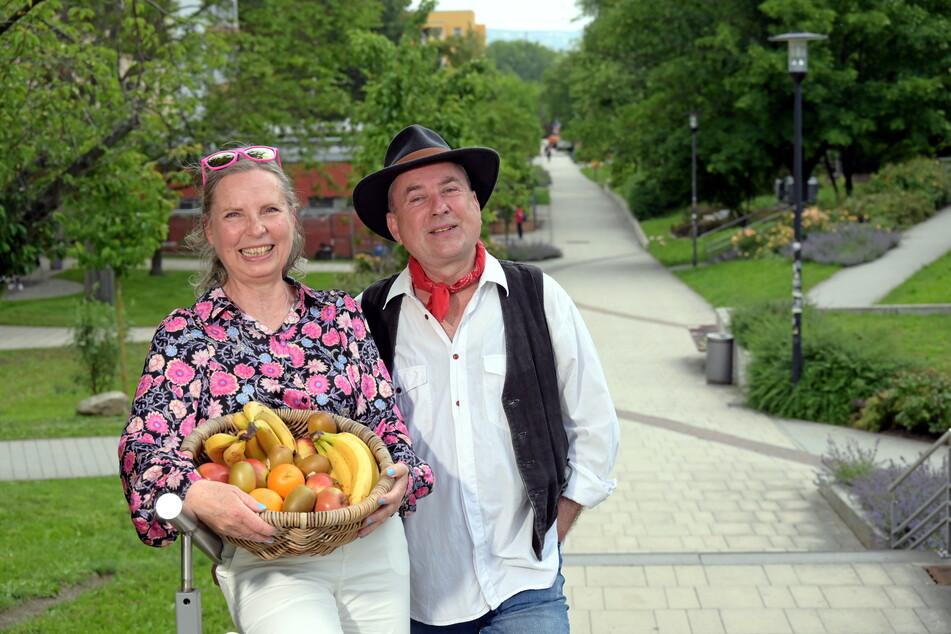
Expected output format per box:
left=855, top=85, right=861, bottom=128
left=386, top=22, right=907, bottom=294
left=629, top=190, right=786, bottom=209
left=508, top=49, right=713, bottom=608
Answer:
left=689, top=112, right=699, bottom=267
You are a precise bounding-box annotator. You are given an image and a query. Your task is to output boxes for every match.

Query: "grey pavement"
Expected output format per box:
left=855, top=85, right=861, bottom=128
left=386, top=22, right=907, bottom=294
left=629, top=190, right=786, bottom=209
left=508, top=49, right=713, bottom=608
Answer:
left=3, top=151, right=951, bottom=632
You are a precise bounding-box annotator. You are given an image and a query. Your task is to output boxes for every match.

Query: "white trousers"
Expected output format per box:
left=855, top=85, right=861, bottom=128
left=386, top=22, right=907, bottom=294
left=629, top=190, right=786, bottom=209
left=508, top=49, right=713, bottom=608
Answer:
left=215, top=518, right=410, bottom=634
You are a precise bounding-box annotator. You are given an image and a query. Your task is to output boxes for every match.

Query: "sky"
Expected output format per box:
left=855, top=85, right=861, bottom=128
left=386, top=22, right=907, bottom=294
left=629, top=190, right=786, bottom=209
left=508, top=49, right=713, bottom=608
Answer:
left=430, top=0, right=591, bottom=32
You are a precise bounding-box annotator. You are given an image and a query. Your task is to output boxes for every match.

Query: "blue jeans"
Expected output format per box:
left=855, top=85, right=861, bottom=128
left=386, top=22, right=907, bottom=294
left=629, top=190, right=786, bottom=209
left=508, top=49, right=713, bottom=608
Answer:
left=410, top=547, right=569, bottom=634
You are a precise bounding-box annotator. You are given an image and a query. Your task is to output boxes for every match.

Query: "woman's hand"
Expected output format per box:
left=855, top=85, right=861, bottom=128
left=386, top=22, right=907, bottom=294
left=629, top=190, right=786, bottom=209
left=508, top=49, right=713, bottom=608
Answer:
left=184, top=479, right=278, bottom=543
left=357, top=462, right=409, bottom=538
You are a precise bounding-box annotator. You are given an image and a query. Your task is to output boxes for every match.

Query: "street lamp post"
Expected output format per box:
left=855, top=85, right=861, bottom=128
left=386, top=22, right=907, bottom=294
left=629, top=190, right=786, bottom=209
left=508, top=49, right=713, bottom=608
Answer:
left=689, top=112, right=699, bottom=267
left=770, top=31, right=827, bottom=386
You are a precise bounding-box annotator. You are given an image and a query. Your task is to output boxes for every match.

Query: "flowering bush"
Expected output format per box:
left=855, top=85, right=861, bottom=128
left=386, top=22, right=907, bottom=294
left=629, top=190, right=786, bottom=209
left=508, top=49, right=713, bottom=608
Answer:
left=853, top=370, right=951, bottom=435
left=784, top=223, right=901, bottom=266
left=866, top=157, right=951, bottom=210
left=728, top=207, right=876, bottom=261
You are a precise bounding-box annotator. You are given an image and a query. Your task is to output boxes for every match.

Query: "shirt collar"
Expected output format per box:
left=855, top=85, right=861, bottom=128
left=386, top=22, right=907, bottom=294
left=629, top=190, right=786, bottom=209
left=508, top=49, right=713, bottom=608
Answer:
left=384, top=251, right=509, bottom=308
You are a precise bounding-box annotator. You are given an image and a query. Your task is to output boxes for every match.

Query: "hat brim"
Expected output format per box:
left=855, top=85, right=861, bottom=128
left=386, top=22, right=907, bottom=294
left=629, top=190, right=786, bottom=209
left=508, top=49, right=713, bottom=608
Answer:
left=352, top=147, right=500, bottom=242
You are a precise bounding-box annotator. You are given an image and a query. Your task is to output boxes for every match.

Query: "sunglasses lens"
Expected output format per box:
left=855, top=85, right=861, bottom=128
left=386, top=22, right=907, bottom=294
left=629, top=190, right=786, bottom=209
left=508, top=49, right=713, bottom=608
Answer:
left=246, top=148, right=276, bottom=160
left=206, top=151, right=237, bottom=168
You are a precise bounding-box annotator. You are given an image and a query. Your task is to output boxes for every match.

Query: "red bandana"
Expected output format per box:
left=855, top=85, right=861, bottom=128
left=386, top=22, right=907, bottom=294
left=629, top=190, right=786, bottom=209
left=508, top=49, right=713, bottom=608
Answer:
left=408, top=241, right=487, bottom=322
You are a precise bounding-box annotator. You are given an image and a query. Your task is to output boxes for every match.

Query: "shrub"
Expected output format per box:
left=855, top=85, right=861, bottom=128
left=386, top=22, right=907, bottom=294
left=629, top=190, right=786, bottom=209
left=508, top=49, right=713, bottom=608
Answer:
left=853, top=370, right=951, bottom=435
left=498, top=241, right=563, bottom=262
left=790, top=223, right=901, bottom=266
left=818, top=437, right=880, bottom=486
left=865, top=156, right=951, bottom=209
left=624, top=172, right=669, bottom=220
left=743, top=306, right=908, bottom=424
left=71, top=296, right=119, bottom=394
left=841, top=190, right=935, bottom=228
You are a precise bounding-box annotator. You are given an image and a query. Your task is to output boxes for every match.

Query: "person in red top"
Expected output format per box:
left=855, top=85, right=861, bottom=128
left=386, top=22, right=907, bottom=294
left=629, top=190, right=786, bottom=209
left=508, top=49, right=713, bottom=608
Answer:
left=515, top=206, right=525, bottom=239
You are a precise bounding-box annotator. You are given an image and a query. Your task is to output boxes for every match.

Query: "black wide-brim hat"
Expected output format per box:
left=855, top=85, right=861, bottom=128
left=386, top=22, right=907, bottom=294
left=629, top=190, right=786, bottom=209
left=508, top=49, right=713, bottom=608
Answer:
left=352, top=124, right=500, bottom=242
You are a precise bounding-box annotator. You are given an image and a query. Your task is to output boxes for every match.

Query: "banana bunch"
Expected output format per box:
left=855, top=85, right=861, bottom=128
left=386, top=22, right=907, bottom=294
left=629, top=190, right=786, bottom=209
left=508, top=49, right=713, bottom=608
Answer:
left=244, top=401, right=296, bottom=453
left=203, top=421, right=257, bottom=467
left=312, top=431, right=380, bottom=504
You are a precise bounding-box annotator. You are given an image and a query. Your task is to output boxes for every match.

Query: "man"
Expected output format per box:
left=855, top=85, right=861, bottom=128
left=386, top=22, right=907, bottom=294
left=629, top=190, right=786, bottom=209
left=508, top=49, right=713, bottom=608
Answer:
left=354, top=124, right=619, bottom=632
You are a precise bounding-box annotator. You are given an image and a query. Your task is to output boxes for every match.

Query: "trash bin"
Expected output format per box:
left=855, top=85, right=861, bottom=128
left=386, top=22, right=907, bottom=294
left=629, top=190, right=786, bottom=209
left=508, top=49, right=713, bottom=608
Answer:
left=705, top=332, right=734, bottom=384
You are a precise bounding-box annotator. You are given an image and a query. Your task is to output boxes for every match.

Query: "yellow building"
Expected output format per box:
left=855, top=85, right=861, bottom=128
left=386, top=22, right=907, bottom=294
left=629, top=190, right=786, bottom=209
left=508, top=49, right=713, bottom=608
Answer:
left=423, top=10, right=486, bottom=48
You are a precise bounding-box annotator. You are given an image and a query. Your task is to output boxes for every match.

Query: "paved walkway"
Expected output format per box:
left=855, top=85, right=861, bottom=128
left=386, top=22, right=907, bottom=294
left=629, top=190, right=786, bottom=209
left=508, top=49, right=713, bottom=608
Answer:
left=2, top=152, right=951, bottom=632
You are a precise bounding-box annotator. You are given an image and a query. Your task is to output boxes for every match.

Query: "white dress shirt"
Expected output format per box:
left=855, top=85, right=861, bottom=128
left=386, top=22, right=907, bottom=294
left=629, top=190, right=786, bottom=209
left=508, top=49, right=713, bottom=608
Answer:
left=362, top=254, right=618, bottom=625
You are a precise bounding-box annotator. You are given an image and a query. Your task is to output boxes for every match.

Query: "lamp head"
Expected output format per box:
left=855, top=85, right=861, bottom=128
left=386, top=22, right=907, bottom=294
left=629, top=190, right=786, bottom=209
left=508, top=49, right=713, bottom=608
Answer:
left=769, top=32, right=828, bottom=74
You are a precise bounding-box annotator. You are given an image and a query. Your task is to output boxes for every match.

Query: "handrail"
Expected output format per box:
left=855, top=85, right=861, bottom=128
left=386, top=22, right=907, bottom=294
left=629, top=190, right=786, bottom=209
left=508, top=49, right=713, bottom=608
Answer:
left=701, top=208, right=792, bottom=257
left=887, top=429, right=951, bottom=556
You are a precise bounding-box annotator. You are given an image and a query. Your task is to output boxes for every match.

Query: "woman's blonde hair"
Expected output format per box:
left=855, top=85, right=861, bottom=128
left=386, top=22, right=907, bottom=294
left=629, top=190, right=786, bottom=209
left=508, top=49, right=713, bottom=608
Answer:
left=184, top=153, right=306, bottom=295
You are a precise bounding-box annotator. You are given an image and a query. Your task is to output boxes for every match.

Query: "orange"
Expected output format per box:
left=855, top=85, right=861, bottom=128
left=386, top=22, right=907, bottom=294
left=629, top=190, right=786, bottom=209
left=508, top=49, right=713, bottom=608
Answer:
left=250, top=487, right=283, bottom=512
left=267, top=463, right=305, bottom=499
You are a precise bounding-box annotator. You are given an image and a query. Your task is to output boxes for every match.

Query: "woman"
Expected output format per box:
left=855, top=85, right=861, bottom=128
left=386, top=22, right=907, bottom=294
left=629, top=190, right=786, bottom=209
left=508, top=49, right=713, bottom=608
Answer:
left=118, top=146, right=433, bottom=633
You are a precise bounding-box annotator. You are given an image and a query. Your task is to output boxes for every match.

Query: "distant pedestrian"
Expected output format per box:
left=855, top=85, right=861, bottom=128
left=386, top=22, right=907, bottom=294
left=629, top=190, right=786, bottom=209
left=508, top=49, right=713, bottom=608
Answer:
left=545, top=145, right=552, bottom=162
left=515, top=206, right=525, bottom=239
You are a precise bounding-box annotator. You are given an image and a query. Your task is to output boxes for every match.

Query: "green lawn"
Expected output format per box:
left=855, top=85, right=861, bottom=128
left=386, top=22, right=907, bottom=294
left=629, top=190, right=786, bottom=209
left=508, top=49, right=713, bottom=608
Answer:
left=880, top=249, right=951, bottom=304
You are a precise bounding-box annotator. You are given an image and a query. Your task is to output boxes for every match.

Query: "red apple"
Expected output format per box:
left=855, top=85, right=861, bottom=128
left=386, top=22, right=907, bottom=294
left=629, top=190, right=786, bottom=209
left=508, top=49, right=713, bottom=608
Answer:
left=239, top=458, right=269, bottom=489
left=305, top=472, right=335, bottom=496
left=197, top=462, right=230, bottom=483
left=296, top=437, right=317, bottom=459
left=314, top=486, right=348, bottom=511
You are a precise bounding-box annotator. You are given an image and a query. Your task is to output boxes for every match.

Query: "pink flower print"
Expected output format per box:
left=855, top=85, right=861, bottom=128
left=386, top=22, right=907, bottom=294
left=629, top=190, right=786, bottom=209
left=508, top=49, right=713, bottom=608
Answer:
left=135, top=375, right=153, bottom=398
left=122, top=452, right=135, bottom=474
left=379, top=379, right=393, bottom=399
left=195, top=301, right=213, bottom=320
left=205, top=324, right=227, bottom=341
left=306, top=358, right=328, bottom=374
left=352, top=318, right=367, bottom=340
left=361, top=374, right=378, bottom=401
left=133, top=517, right=149, bottom=535
left=147, top=522, right=169, bottom=541
left=347, top=365, right=360, bottom=388
left=209, top=371, right=238, bottom=396
left=189, top=380, right=201, bottom=399
left=143, top=465, right=164, bottom=482
left=320, top=305, right=337, bottom=322
left=321, top=329, right=340, bottom=347
left=165, top=360, right=195, bottom=386
left=148, top=354, right=165, bottom=372
left=145, top=412, right=169, bottom=435
left=261, top=377, right=282, bottom=393
left=169, top=400, right=187, bottom=419
left=207, top=399, right=223, bottom=419
left=235, top=364, right=255, bottom=379
left=283, top=389, right=311, bottom=409
left=287, top=344, right=304, bottom=367
left=343, top=295, right=357, bottom=311
left=302, top=322, right=322, bottom=339
left=192, top=347, right=211, bottom=367
left=334, top=374, right=353, bottom=395
left=260, top=362, right=283, bottom=379
left=270, top=338, right=291, bottom=358
left=165, top=316, right=187, bottom=332
left=377, top=359, right=393, bottom=381
left=125, top=416, right=144, bottom=433
left=181, top=414, right=196, bottom=437
left=171, top=384, right=183, bottom=399
left=306, top=374, right=329, bottom=395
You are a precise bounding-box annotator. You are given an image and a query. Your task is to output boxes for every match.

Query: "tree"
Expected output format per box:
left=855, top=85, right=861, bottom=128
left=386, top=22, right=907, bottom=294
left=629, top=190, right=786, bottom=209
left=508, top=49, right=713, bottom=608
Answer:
left=487, top=40, right=560, bottom=83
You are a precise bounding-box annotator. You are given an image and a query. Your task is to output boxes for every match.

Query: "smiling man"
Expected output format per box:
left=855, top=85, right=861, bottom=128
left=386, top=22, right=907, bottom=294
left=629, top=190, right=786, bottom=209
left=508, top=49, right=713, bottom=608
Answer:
left=354, top=125, right=620, bottom=633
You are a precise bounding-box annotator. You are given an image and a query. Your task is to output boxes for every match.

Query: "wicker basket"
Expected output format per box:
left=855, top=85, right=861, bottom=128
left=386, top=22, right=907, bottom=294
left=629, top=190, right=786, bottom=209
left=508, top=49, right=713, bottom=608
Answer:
left=180, top=408, right=395, bottom=559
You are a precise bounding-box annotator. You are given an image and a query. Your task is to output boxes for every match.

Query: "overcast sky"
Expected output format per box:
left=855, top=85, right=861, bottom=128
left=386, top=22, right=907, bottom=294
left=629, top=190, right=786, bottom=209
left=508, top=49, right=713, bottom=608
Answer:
left=430, top=0, right=591, bottom=32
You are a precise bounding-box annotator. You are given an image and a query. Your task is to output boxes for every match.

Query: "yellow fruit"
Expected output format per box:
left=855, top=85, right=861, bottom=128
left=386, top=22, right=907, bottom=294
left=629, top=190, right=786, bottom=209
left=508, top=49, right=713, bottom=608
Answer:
left=228, top=460, right=256, bottom=493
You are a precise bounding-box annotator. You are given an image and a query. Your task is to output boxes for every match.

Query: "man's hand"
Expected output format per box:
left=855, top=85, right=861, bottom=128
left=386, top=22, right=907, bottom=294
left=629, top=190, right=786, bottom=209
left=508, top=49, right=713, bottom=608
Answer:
left=556, top=496, right=583, bottom=543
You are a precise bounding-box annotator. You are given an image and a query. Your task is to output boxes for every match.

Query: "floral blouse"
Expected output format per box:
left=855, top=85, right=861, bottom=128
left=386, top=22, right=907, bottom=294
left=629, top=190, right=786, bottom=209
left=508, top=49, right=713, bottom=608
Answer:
left=118, top=279, right=434, bottom=547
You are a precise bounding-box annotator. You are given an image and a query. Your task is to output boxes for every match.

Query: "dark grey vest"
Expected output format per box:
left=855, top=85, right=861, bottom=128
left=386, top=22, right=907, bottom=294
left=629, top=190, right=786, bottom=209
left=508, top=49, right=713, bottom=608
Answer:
left=361, top=261, right=569, bottom=559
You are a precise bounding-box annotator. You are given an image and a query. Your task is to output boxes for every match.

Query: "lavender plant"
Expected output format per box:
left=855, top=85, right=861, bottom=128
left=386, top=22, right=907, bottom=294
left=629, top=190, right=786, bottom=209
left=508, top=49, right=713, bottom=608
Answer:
left=794, top=224, right=902, bottom=266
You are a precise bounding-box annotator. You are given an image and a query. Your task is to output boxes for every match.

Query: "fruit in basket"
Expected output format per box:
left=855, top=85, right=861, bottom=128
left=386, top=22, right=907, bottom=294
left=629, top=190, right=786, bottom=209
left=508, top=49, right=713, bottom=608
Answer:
left=253, top=420, right=282, bottom=455
left=268, top=445, right=295, bottom=469
left=229, top=460, right=257, bottom=493
left=244, top=401, right=296, bottom=449
left=313, top=431, right=379, bottom=504
left=282, top=484, right=318, bottom=512
left=232, top=411, right=251, bottom=430
left=205, top=433, right=240, bottom=464
left=197, top=462, right=230, bottom=483
left=296, top=437, right=317, bottom=460
left=297, top=453, right=332, bottom=477
left=223, top=438, right=248, bottom=467
left=245, top=435, right=268, bottom=462
left=305, top=472, right=335, bottom=495
left=267, top=463, right=305, bottom=499
left=307, top=411, right=338, bottom=435
left=250, top=488, right=283, bottom=512
left=241, top=458, right=270, bottom=489
left=314, top=486, right=349, bottom=511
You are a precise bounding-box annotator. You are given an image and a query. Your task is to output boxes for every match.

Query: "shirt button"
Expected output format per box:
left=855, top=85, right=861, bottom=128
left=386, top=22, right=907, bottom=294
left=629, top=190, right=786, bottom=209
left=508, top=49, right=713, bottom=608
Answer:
left=455, top=400, right=460, bottom=406
left=452, top=354, right=459, bottom=360
left=395, top=387, right=402, bottom=394
left=424, top=314, right=429, bottom=320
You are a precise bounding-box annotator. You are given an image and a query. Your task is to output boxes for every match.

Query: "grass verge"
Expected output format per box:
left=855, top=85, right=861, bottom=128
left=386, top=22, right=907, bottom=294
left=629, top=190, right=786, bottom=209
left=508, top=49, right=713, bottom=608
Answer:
left=0, top=476, right=233, bottom=632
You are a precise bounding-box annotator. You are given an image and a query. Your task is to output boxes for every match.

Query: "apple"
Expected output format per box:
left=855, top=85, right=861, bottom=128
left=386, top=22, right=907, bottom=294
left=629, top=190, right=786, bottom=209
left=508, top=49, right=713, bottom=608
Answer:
left=197, top=462, right=229, bottom=483
left=305, top=472, right=335, bottom=496
left=295, top=437, right=317, bottom=460
left=239, top=458, right=269, bottom=489
left=314, top=486, right=349, bottom=512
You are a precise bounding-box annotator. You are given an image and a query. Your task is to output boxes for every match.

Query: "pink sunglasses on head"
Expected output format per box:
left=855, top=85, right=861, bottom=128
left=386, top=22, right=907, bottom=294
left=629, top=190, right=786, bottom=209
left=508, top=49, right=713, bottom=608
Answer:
left=200, top=146, right=282, bottom=185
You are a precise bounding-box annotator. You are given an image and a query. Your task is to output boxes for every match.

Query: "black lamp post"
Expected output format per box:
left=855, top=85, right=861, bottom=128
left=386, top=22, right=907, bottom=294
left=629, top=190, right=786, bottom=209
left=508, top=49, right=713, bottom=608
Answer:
left=689, top=112, right=699, bottom=267
left=770, top=31, right=827, bottom=386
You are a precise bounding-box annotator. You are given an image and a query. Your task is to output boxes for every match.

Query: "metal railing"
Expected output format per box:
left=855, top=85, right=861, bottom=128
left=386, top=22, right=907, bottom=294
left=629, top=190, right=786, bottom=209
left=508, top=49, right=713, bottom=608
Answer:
left=887, top=429, right=951, bottom=556
left=699, top=207, right=792, bottom=260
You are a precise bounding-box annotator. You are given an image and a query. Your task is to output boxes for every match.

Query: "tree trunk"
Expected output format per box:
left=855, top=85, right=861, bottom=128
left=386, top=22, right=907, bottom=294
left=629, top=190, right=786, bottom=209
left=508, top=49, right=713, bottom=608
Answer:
left=115, top=277, right=129, bottom=395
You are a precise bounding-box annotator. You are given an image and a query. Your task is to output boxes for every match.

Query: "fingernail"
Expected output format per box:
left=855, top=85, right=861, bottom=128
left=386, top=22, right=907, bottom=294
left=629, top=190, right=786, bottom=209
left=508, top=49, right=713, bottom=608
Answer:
left=257, top=503, right=266, bottom=510
left=365, top=518, right=373, bottom=526
left=379, top=497, right=386, bottom=505
left=266, top=540, right=274, bottom=544
left=386, top=467, right=395, bottom=477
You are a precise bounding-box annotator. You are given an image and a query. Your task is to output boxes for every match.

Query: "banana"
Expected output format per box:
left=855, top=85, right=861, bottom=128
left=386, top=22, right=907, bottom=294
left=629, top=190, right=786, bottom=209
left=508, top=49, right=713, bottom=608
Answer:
left=205, top=433, right=239, bottom=465
left=244, top=401, right=296, bottom=450
left=223, top=439, right=247, bottom=467
left=253, top=420, right=281, bottom=455
left=315, top=432, right=376, bottom=503
left=316, top=438, right=353, bottom=498
left=245, top=435, right=268, bottom=462
left=232, top=411, right=251, bottom=431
